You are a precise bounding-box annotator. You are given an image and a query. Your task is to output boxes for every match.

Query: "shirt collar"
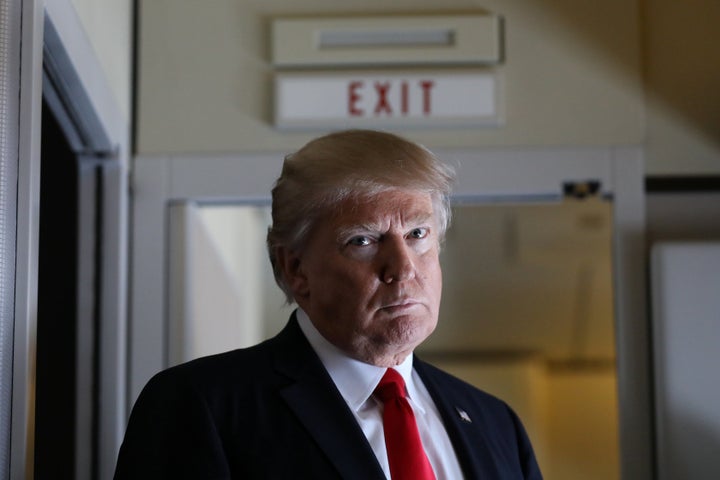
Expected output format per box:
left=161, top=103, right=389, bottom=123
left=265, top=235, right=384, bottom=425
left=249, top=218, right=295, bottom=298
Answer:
left=296, top=308, right=422, bottom=413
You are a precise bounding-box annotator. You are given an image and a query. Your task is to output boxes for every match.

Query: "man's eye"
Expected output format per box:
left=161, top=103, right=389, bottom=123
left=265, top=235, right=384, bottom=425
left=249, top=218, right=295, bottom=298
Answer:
left=409, top=228, right=428, bottom=239
left=348, top=236, right=371, bottom=246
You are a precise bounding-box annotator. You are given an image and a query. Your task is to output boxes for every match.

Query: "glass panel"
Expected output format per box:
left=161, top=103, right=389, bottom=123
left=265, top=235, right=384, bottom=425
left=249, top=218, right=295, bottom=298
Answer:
left=422, top=199, right=617, bottom=480
left=188, top=205, right=294, bottom=350
left=186, top=197, right=617, bottom=480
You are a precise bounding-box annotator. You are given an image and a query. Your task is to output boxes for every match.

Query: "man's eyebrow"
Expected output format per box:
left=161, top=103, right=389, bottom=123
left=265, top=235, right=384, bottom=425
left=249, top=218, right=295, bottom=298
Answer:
left=334, top=213, right=436, bottom=240
left=334, top=222, right=384, bottom=242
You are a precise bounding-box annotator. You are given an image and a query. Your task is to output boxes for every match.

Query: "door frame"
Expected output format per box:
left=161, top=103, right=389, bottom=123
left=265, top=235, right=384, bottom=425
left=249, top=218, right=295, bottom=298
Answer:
left=12, top=0, right=130, bottom=478
left=130, top=145, right=649, bottom=479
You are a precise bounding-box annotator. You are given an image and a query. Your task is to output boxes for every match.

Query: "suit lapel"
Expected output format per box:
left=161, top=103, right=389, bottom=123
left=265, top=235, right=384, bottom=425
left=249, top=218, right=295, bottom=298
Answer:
left=414, top=358, right=505, bottom=479
left=272, top=315, right=385, bottom=480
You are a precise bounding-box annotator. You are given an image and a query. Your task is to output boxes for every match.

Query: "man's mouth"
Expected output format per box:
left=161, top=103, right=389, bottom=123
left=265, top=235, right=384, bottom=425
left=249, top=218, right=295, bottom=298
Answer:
left=380, top=298, right=420, bottom=311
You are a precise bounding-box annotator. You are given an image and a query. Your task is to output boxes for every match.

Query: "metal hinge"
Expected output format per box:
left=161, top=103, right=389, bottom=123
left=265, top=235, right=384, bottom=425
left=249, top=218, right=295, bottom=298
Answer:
left=563, top=180, right=602, bottom=200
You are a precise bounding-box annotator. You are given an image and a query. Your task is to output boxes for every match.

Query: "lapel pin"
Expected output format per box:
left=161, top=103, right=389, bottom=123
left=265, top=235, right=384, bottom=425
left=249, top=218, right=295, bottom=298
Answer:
left=455, top=407, right=472, bottom=423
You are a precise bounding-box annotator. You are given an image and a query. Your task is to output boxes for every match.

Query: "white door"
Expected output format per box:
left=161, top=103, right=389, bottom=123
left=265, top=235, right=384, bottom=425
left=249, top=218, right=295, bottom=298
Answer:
left=652, top=242, right=720, bottom=480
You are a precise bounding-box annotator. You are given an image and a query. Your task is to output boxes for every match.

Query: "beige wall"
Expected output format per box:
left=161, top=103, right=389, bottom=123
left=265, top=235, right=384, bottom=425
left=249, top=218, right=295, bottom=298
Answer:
left=70, top=0, right=133, bottom=121
left=644, top=0, right=720, bottom=175
left=134, top=0, right=720, bottom=175
left=135, top=0, right=644, bottom=154
left=544, top=368, right=619, bottom=479
left=433, top=358, right=619, bottom=480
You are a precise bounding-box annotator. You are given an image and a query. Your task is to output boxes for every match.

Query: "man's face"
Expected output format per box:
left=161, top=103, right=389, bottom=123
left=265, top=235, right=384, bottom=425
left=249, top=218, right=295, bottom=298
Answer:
left=284, top=189, right=443, bottom=367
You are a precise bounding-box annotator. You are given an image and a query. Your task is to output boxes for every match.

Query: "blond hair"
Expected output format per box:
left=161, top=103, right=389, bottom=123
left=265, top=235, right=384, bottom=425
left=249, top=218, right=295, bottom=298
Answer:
left=267, top=129, right=455, bottom=301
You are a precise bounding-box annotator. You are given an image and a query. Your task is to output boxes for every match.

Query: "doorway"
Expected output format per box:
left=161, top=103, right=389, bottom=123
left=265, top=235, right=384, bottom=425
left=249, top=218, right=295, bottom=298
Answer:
left=34, top=99, right=82, bottom=478
left=129, top=145, right=650, bottom=478
left=34, top=16, right=121, bottom=478
left=34, top=97, right=110, bottom=479
left=169, top=196, right=618, bottom=479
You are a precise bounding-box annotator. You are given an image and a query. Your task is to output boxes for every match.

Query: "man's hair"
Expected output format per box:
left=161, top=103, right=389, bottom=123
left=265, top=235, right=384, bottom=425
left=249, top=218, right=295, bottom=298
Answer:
left=267, top=129, right=455, bottom=302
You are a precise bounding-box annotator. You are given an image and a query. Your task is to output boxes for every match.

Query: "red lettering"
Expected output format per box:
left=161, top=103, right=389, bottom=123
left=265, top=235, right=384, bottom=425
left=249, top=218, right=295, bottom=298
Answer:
left=348, top=81, right=364, bottom=116
left=419, top=80, right=435, bottom=115
left=374, top=82, right=392, bottom=115
left=401, top=81, right=409, bottom=115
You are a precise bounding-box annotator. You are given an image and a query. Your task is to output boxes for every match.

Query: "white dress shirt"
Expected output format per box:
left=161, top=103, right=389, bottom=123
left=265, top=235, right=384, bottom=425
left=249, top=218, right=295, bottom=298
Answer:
left=296, top=309, right=464, bottom=480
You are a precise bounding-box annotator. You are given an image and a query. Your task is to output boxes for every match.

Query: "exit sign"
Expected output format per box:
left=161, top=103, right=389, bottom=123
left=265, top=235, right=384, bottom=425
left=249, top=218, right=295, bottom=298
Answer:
left=274, top=71, right=501, bottom=129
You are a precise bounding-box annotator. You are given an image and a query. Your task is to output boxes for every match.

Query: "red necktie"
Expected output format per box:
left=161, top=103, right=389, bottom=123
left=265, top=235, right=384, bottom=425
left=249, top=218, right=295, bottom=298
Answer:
left=374, top=369, right=436, bottom=480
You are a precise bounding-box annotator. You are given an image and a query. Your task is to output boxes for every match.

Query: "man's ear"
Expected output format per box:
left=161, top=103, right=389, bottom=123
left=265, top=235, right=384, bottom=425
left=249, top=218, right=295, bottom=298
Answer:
left=276, top=246, right=310, bottom=299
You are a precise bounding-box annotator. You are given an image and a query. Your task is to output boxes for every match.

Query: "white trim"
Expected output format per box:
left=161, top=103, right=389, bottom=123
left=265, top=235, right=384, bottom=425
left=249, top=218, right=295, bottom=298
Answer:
left=98, top=161, right=128, bottom=480
left=129, top=156, right=170, bottom=399
left=611, top=148, right=652, bottom=480
left=441, top=146, right=614, bottom=198
left=44, top=0, right=128, bottom=160
left=11, top=1, right=131, bottom=478
left=12, top=0, right=44, bottom=478
left=167, top=202, right=195, bottom=368
left=42, top=3, right=131, bottom=478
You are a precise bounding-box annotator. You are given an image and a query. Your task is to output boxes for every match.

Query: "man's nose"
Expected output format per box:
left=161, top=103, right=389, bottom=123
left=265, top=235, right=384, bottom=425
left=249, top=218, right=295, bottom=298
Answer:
left=380, top=237, right=416, bottom=284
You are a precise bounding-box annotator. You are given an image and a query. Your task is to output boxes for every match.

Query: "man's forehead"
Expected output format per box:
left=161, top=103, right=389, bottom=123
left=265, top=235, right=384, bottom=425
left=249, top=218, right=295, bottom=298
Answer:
left=332, top=192, right=436, bottom=228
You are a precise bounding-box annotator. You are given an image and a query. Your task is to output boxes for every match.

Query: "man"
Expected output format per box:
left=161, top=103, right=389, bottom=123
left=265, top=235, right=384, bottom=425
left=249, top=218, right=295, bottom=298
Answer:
left=114, top=130, right=542, bottom=479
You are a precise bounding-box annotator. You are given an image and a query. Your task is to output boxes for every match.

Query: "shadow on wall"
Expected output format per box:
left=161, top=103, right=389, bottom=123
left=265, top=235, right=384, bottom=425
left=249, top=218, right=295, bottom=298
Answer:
left=548, top=0, right=720, bottom=152
left=661, top=409, right=720, bottom=478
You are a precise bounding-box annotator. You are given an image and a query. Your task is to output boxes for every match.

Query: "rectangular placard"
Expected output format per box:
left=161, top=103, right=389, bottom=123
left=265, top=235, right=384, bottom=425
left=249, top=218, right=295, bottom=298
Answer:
left=274, top=71, right=502, bottom=129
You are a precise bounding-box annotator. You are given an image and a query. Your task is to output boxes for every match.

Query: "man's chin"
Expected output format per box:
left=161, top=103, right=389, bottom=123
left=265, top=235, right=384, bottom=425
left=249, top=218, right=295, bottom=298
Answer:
left=379, top=317, right=436, bottom=349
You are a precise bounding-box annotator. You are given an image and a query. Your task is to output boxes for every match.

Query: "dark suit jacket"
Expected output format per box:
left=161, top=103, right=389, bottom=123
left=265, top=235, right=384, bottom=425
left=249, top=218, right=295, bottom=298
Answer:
left=114, top=314, right=542, bottom=479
